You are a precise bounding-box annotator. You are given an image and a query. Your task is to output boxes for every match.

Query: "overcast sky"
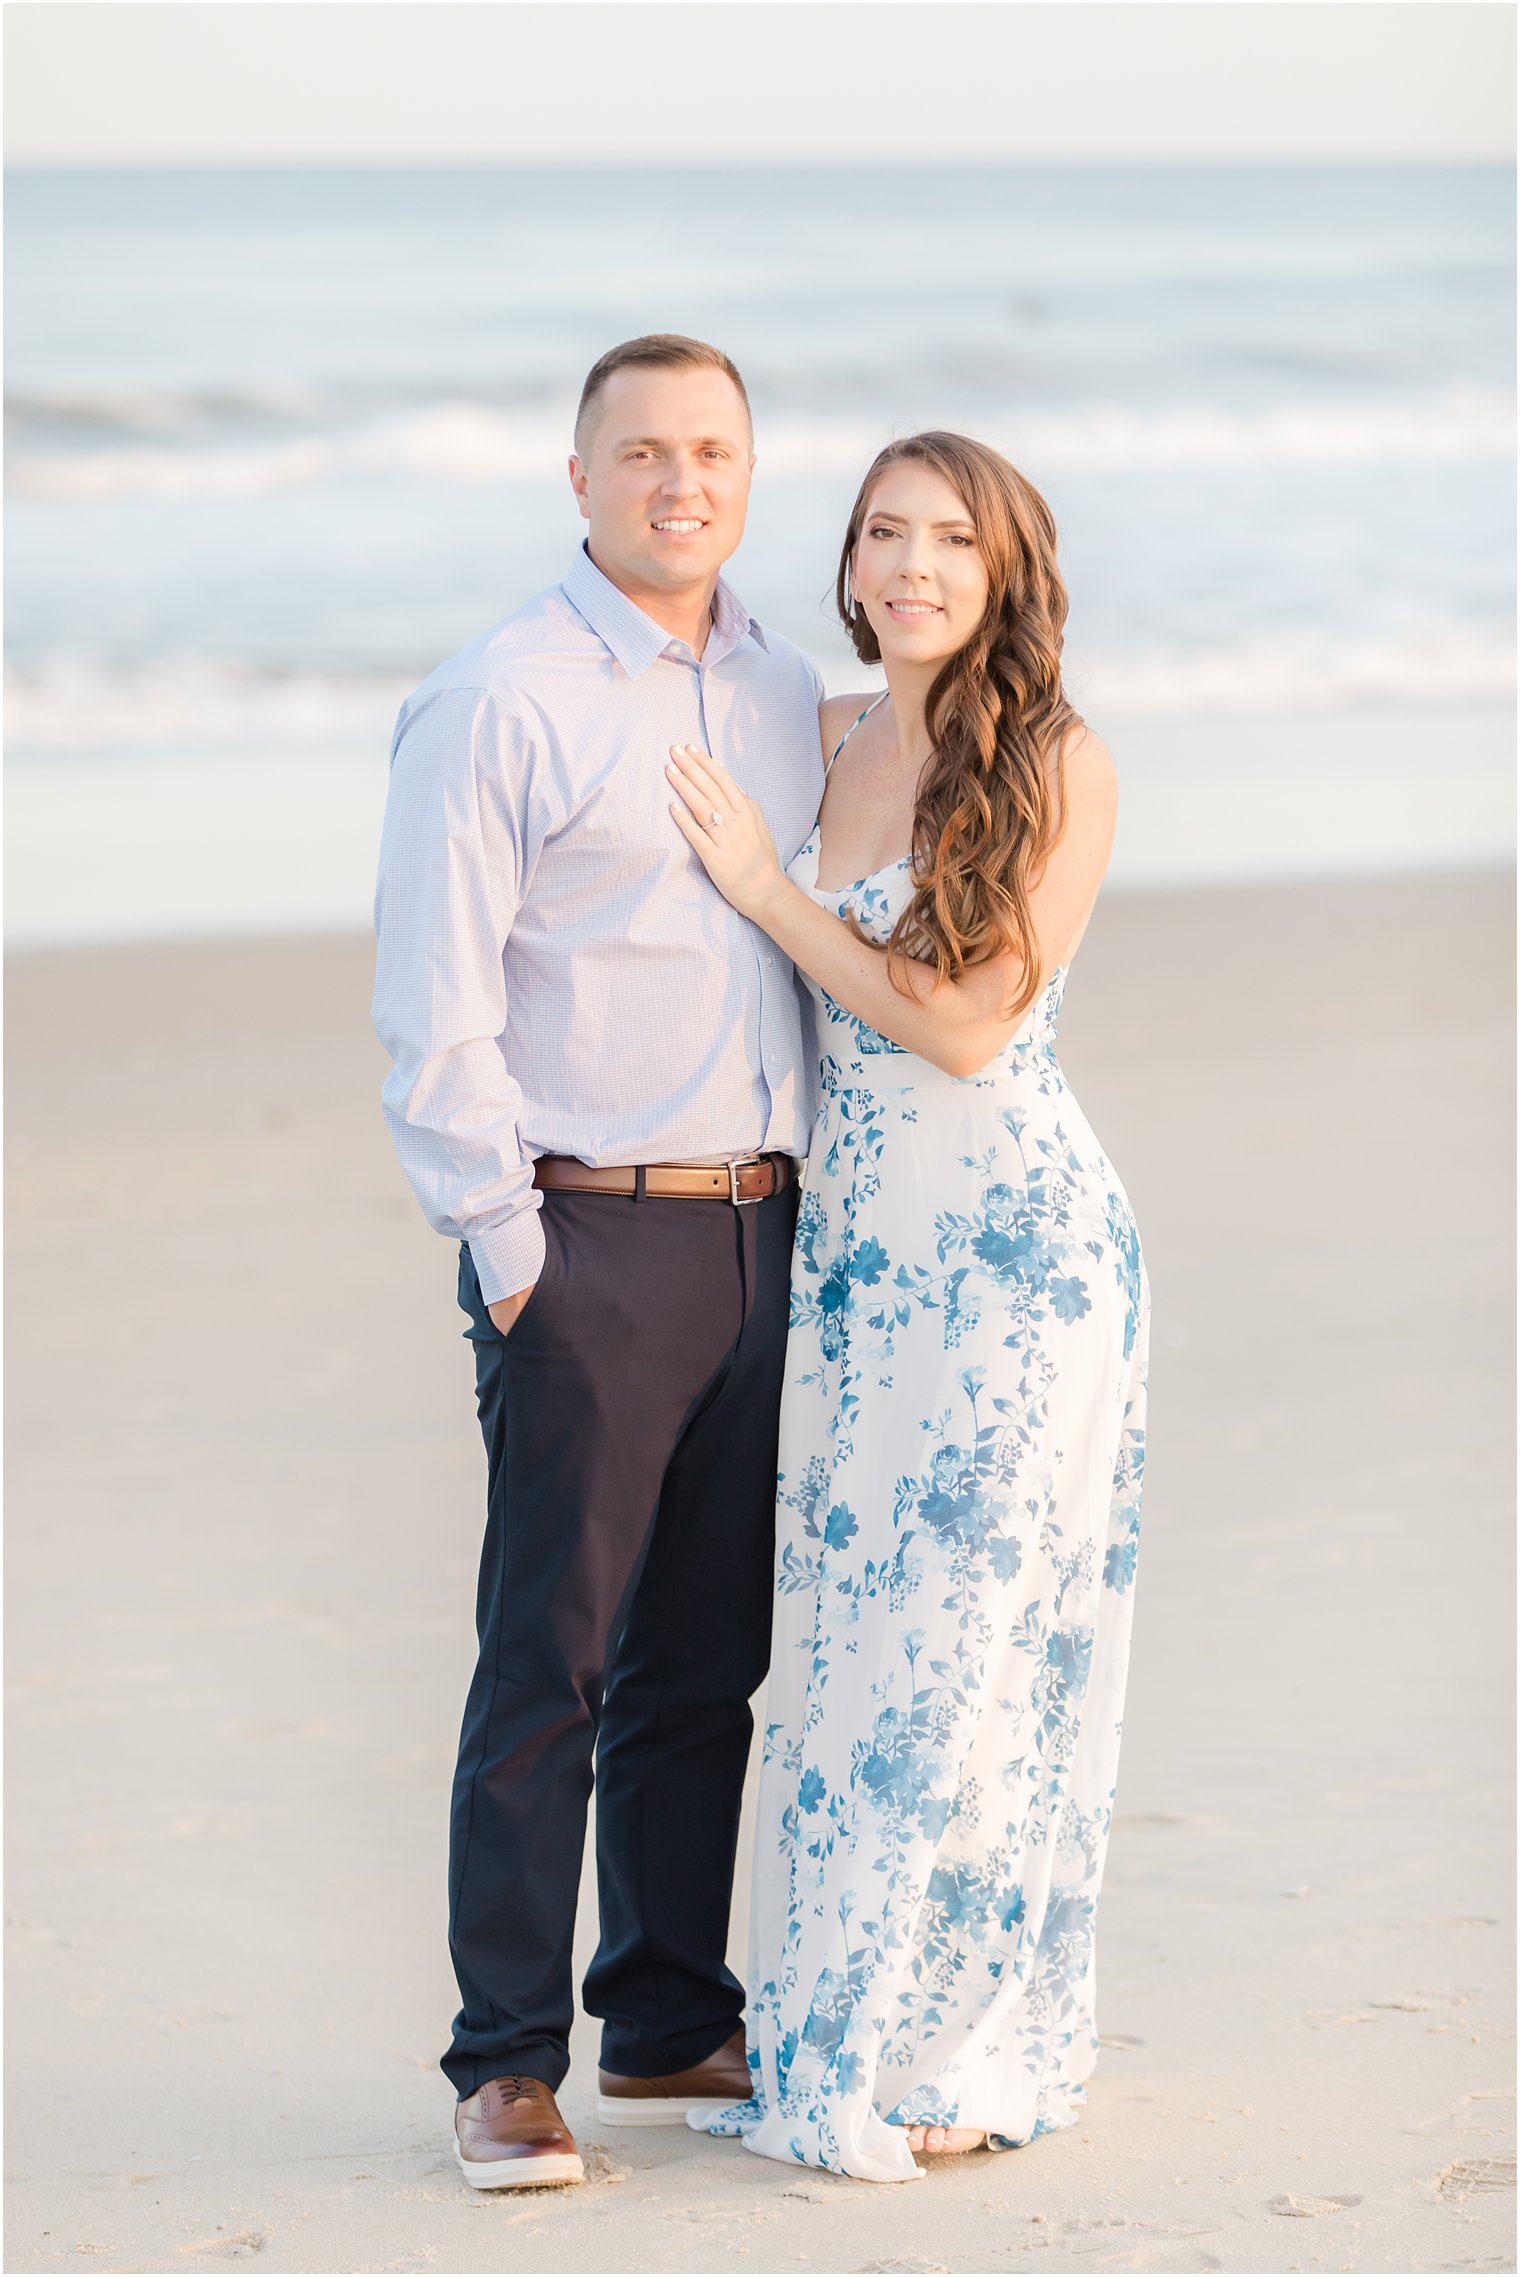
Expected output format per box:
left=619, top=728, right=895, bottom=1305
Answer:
left=5, top=1, right=1513, bottom=166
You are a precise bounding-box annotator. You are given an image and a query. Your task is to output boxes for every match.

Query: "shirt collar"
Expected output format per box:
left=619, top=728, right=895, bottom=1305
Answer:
left=562, top=542, right=766, bottom=678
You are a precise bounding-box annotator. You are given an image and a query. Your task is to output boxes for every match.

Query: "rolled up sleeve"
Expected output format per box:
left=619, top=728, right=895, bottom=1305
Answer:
left=371, top=684, right=549, bottom=1306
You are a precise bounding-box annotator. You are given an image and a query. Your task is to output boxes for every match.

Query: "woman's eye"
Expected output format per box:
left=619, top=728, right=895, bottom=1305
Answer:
left=946, top=533, right=974, bottom=547
left=867, top=524, right=897, bottom=539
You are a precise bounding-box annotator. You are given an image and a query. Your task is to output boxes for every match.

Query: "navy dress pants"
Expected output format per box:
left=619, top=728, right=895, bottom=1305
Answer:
left=442, top=1179, right=797, bottom=2099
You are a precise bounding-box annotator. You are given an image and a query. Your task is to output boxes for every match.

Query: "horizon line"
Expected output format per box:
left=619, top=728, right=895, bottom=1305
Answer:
left=6, top=153, right=1515, bottom=172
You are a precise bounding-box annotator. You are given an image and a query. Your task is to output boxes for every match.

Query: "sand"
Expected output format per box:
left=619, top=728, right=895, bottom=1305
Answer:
left=5, top=868, right=1514, bottom=2276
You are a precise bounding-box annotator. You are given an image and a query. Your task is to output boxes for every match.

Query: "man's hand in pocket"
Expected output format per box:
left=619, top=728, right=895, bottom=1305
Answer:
left=488, top=1281, right=539, bottom=1337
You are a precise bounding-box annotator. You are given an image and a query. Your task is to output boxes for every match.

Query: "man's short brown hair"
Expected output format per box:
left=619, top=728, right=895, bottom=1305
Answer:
left=574, top=334, right=752, bottom=451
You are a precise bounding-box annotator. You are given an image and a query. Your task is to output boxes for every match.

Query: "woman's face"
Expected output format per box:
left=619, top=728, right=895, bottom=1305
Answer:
left=850, top=460, right=992, bottom=670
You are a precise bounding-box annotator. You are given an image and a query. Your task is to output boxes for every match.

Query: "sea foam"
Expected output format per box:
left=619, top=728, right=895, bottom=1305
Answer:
left=8, top=386, right=1513, bottom=504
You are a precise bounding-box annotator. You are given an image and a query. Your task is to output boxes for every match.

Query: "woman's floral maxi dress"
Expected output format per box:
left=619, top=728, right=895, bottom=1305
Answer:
left=692, top=808, right=1151, bottom=2185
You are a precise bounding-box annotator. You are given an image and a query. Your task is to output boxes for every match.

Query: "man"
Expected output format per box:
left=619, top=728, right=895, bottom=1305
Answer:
left=372, top=335, right=824, bottom=2190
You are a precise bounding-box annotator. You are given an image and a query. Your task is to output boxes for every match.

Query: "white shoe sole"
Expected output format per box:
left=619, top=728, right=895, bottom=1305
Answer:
left=454, top=2140, right=585, bottom=2189
left=595, top=2095, right=736, bottom=2128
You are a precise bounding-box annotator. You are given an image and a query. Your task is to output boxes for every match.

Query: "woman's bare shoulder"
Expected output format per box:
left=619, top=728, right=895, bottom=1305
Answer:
left=1046, top=719, right=1114, bottom=869
left=1051, top=719, right=1118, bottom=835
left=819, top=690, right=880, bottom=761
left=1060, top=717, right=1116, bottom=780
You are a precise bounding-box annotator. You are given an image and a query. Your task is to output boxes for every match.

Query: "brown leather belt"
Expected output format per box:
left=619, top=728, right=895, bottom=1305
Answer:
left=532, top=1152, right=796, bottom=1207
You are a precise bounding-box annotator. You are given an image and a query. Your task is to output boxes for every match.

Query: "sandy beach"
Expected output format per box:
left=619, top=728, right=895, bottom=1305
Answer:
left=6, top=867, right=1514, bottom=2277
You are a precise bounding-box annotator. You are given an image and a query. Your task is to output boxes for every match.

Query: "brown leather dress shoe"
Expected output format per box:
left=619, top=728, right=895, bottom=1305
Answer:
left=596, top=2026, right=753, bottom=2126
left=454, top=2074, right=585, bottom=2188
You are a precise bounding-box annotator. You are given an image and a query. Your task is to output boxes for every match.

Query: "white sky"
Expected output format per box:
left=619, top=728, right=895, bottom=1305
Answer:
left=4, top=0, right=1514, bottom=165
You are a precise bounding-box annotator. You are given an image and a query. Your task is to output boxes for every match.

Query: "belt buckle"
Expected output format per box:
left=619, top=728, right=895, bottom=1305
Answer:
left=727, top=1154, right=766, bottom=1206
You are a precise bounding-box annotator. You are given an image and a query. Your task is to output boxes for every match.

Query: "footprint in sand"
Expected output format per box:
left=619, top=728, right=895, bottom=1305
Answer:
left=853, top=2261, right=952, bottom=2274
left=1436, top=2158, right=1517, bottom=2197
left=577, top=2142, right=632, bottom=2184
left=1267, top=2193, right=1363, bottom=2217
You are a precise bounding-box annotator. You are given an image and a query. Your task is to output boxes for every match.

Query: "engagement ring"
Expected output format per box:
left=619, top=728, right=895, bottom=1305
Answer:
left=710, top=811, right=725, bottom=827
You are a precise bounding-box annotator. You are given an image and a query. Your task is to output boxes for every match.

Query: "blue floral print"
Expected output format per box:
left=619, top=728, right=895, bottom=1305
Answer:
left=690, top=826, right=1151, bottom=2184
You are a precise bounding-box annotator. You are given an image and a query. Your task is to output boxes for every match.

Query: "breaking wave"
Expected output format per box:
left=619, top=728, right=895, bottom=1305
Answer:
left=8, top=622, right=1513, bottom=756
left=8, top=385, right=1513, bottom=503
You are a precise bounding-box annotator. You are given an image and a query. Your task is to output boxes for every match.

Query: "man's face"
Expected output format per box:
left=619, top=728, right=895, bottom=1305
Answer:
left=569, top=365, right=755, bottom=601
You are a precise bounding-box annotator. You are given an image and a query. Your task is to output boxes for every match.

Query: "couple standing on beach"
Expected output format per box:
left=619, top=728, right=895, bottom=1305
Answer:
left=372, top=333, right=1150, bottom=2189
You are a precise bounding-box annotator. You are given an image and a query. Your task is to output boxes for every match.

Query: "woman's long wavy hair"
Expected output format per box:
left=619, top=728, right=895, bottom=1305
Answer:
left=836, top=430, right=1082, bottom=1019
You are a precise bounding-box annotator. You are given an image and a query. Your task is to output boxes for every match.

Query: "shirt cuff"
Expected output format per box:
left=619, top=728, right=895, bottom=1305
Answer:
left=468, top=1204, right=546, bottom=1308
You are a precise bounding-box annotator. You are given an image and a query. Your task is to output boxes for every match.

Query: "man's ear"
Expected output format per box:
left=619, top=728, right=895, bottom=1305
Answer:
left=568, top=453, right=591, bottom=522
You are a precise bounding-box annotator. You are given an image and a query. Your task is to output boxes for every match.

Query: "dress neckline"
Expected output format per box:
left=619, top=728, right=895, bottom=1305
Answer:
left=805, top=705, right=1070, bottom=994
left=795, top=829, right=1069, bottom=998
left=801, top=820, right=914, bottom=897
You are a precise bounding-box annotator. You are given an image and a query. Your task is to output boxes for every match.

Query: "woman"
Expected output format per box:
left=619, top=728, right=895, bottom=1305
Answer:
left=665, top=431, right=1149, bottom=2184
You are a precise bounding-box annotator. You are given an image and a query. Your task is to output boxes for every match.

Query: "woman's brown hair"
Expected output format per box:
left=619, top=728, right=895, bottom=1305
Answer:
left=836, top=430, right=1083, bottom=1020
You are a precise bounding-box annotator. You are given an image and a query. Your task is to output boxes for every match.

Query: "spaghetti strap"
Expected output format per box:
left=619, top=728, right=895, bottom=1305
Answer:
left=825, top=690, right=889, bottom=773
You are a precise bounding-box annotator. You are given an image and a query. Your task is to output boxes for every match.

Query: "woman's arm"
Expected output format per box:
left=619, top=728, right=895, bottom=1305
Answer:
left=666, top=728, right=1118, bottom=1078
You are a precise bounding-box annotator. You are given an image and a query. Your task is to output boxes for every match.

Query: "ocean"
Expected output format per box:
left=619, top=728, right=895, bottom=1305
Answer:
left=5, top=163, right=1514, bottom=945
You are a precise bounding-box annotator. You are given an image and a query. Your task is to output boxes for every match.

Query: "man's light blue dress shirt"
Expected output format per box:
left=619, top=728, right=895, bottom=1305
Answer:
left=372, top=546, right=826, bottom=1305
